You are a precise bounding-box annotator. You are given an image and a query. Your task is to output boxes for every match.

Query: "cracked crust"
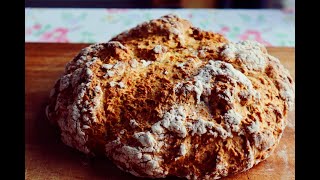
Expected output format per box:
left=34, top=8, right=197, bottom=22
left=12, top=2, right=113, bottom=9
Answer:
left=46, top=14, right=295, bottom=179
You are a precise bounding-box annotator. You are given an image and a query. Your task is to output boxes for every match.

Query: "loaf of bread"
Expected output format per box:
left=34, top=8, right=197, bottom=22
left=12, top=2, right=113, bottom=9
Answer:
left=45, top=14, right=294, bottom=179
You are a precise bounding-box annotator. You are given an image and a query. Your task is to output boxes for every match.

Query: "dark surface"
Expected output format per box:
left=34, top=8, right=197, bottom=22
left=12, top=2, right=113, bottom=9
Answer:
left=25, top=0, right=279, bottom=8
left=25, top=0, right=154, bottom=8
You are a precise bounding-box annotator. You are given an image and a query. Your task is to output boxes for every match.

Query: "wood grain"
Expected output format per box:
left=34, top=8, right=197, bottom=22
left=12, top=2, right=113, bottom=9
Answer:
left=25, top=43, right=295, bottom=180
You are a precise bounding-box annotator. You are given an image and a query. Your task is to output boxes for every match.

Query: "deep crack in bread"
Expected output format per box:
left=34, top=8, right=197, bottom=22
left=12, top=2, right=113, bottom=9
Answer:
left=46, top=14, right=295, bottom=179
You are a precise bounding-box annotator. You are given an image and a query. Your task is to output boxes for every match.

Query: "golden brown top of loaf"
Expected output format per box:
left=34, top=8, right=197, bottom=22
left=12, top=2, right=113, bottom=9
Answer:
left=46, top=14, right=294, bottom=179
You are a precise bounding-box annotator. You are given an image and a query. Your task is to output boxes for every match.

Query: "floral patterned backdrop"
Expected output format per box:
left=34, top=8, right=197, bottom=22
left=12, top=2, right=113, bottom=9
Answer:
left=25, top=8, right=295, bottom=47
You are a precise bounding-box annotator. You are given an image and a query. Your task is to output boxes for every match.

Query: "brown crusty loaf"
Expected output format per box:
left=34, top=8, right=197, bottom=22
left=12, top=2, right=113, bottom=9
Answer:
left=45, top=14, right=295, bottom=179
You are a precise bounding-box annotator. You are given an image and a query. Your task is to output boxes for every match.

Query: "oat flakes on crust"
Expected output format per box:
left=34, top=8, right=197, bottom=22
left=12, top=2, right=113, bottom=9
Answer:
left=46, top=14, right=295, bottom=179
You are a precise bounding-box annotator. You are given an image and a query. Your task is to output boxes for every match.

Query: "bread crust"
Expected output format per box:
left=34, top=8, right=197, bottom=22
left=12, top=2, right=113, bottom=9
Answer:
left=46, top=14, right=294, bottom=179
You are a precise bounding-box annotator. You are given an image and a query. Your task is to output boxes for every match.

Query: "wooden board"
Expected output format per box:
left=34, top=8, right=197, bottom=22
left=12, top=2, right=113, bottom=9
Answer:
left=25, top=43, right=295, bottom=180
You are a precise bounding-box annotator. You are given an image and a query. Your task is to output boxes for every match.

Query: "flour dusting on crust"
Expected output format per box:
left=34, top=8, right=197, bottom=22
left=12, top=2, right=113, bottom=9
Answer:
left=46, top=14, right=295, bottom=180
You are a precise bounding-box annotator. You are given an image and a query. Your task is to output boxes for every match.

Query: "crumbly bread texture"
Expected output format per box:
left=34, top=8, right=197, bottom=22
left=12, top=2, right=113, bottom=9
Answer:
left=46, top=14, right=295, bottom=179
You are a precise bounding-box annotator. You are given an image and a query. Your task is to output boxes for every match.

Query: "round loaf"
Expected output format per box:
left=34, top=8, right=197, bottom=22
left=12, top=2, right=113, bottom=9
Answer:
left=46, top=14, right=295, bottom=179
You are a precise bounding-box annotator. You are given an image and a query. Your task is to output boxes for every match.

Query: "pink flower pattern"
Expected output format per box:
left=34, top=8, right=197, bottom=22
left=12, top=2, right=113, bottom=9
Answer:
left=217, top=26, right=230, bottom=35
left=40, top=28, right=70, bottom=42
left=25, top=24, right=42, bottom=35
left=25, top=9, right=294, bottom=46
left=239, top=30, right=271, bottom=46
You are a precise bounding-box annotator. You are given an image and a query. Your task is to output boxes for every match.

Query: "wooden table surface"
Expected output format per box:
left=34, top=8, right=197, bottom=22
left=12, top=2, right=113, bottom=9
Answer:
left=25, top=43, right=295, bottom=180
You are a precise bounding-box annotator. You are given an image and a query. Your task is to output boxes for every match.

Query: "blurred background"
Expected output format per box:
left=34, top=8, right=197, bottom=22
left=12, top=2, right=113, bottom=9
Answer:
left=25, top=0, right=295, bottom=46
left=26, top=0, right=294, bottom=9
